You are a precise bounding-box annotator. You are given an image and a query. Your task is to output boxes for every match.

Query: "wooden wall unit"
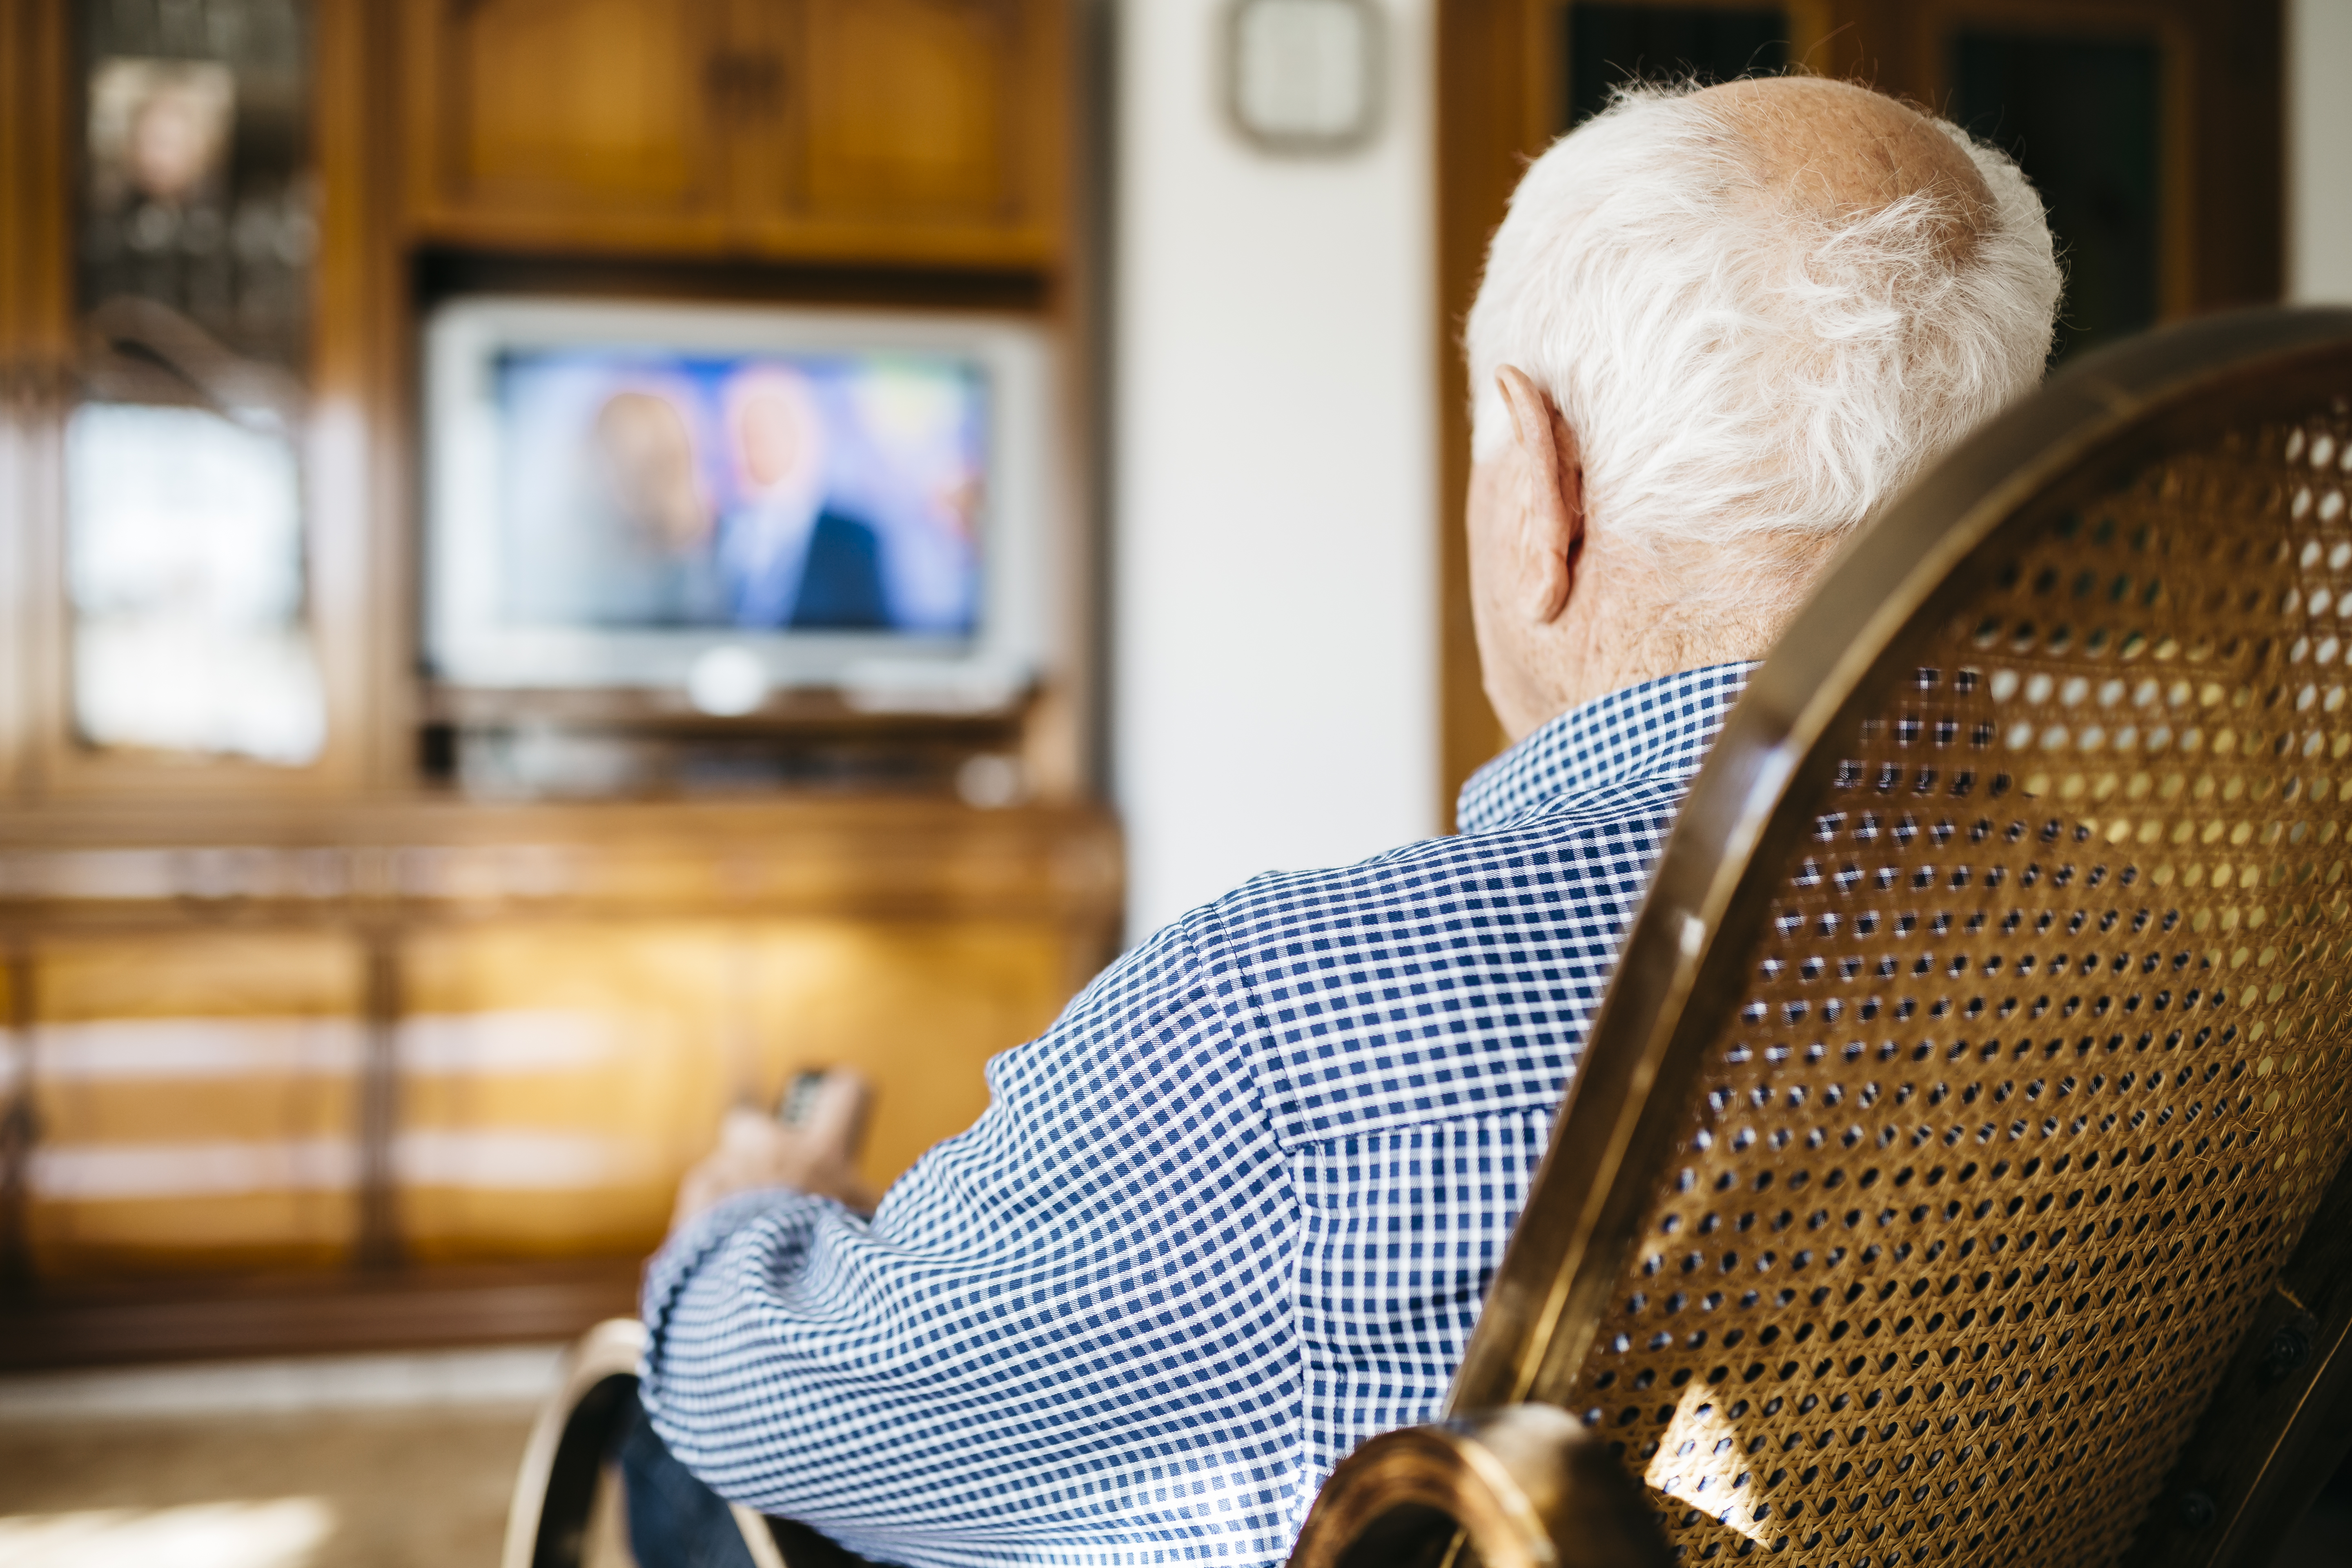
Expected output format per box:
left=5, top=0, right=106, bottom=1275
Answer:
left=0, top=0, right=1108, bottom=1361
left=403, top=0, right=1070, bottom=267
left=1432, top=0, right=2283, bottom=825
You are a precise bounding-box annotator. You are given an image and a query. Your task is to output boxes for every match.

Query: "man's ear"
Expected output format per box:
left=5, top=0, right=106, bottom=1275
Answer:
left=1494, top=366, right=1584, bottom=624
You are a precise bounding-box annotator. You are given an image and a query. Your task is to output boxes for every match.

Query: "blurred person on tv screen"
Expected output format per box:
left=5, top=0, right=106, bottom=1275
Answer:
left=510, top=377, right=724, bottom=627
left=719, top=365, right=891, bottom=630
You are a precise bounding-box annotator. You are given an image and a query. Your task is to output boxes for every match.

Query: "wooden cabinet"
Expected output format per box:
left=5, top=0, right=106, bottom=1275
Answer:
left=0, top=0, right=1103, bottom=1362
left=782, top=0, right=1034, bottom=230
left=0, top=794, right=1120, bottom=1286
left=401, top=0, right=734, bottom=251
left=403, top=0, right=1069, bottom=266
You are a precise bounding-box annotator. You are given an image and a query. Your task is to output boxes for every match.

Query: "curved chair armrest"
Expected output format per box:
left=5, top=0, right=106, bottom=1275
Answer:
left=502, top=1318, right=650, bottom=1568
left=1289, top=1406, right=1670, bottom=1568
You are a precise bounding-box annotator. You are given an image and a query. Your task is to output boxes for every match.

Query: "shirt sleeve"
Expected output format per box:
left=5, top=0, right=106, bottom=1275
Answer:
left=637, top=911, right=1312, bottom=1568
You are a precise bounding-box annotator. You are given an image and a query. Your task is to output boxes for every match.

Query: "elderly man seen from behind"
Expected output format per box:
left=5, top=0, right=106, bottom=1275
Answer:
left=620, top=77, right=2062, bottom=1568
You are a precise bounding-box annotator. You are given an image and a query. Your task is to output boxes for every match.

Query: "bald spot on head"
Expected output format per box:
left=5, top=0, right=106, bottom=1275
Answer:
left=1697, top=77, right=1993, bottom=260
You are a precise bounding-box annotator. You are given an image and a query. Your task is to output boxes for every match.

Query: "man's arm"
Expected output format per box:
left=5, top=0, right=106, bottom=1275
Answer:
left=636, top=914, right=1311, bottom=1567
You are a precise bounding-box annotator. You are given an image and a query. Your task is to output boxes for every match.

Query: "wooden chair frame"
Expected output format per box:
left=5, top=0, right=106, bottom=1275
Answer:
left=1354, top=307, right=2352, bottom=1568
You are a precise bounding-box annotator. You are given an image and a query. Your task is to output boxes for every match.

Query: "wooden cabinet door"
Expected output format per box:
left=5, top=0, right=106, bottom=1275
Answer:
left=403, top=0, right=734, bottom=252
left=733, top=0, right=1067, bottom=266
left=387, top=915, right=1073, bottom=1261
left=23, top=932, right=369, bottom=1276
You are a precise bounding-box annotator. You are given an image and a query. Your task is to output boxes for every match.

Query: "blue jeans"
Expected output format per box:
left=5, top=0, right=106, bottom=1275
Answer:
left=618, top=1402, right=758, bottom=1568
left=617, top=1399, right=878, bottom=1568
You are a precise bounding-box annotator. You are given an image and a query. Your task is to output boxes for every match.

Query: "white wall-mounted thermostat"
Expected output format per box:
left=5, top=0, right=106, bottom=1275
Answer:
left=1226, top=0, right=1383, bottom=155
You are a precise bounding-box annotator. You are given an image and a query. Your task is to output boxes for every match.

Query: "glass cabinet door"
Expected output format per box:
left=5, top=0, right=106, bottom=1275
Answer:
left=1949, top=29, right=2167, bottom=364
left=66, top=0, right=324, bottom=767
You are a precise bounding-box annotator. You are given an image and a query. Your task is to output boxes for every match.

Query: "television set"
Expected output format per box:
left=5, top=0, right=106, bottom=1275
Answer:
left=422, top=296, right=1058, bottom=714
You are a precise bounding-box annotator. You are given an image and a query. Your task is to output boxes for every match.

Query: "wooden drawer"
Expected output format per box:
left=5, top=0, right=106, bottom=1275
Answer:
left=21, top=932, right=368, bottom=1275
left=389, top=915, right=1072, bottom=1261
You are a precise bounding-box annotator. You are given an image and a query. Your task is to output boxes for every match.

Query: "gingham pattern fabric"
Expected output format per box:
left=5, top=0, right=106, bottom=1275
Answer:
left=641, top=662, right=1758, bottom=1568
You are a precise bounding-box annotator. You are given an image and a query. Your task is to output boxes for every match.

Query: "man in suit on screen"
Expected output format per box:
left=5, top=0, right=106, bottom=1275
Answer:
left=719, top=365, right=895, bottom=632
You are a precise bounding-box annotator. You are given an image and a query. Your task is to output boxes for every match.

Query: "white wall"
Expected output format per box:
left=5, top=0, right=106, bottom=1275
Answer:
left=1112, top=0, right=1438, bottom=939
left=2290, top=0, right=2352, bottom=302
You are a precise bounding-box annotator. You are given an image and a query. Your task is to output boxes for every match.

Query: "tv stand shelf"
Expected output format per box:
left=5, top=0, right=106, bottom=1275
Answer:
left=421, top=686, right=1026, bottom=729
left=416, top=690, right=1044, bottom=804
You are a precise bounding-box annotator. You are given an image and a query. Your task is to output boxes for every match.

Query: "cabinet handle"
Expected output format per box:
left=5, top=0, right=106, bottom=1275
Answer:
left=706, top=50, right=785, bottom=119
left=748, top=52, right=784, bottom=115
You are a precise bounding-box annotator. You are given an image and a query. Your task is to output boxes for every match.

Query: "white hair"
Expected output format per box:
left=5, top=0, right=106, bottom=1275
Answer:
left=1466, top=82, right=2061, bottom=624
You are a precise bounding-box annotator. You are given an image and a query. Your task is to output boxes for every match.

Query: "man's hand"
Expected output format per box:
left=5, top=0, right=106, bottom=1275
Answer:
left=670, top=1069, right=879, bottom=1233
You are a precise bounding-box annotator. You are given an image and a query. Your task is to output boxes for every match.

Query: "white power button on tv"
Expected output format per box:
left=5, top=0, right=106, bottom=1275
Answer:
left=687, top=646, right=769, bottom=717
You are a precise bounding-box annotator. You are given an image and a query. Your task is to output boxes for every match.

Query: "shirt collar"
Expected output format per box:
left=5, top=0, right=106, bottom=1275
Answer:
left=1455, top=661, right=1760, bottom=835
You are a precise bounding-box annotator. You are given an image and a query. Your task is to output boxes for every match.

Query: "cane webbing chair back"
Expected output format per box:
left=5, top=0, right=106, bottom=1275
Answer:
left=1384, top=310, right=2352, bottom=1568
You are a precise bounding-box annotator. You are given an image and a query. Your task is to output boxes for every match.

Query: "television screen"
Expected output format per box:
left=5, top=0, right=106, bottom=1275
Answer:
left=496, top=347, right=986, bottom=635
left=424, top=298, right=1054, bottom=706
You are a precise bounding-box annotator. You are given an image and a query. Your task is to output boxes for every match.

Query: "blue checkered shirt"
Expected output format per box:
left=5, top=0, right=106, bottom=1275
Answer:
left=641, top=663, right=1757, bottom=1568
